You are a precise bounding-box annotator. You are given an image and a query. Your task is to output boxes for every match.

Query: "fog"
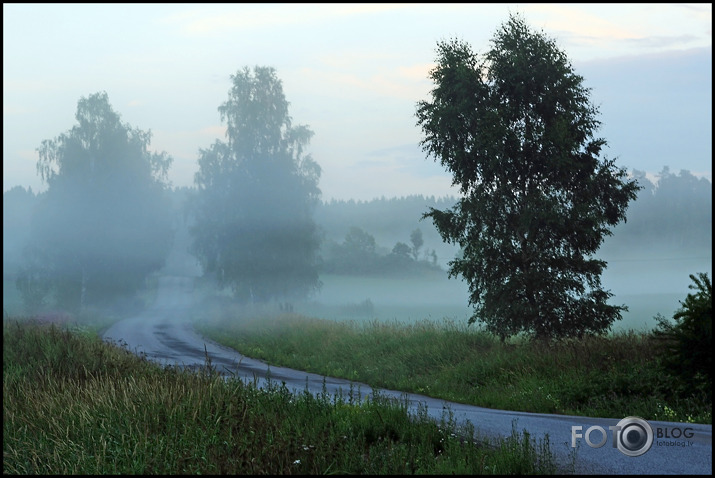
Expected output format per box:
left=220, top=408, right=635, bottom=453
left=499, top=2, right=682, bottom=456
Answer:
left=290, top=248, right=711, bottom=334
left=4, top=166, right=712, bottom=337
left=3, top=5, right=711, bottom=338
left=4, top=165, right=712, bottom=336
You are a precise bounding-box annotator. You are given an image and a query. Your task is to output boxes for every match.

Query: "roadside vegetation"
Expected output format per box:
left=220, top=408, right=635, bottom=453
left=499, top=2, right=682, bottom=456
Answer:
left=3, top=272, right=710, bottom=473
left=195, top=307, right=711, bottom=426
left=3, top=319, right=560, bottom=475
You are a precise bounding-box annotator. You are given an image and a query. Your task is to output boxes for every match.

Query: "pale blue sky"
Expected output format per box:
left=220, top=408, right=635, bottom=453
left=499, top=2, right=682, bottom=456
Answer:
left=3, top=3, right=712, bottom=201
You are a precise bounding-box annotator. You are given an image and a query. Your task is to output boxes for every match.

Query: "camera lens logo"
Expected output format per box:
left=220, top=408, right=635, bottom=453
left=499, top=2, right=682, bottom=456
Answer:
left=616, top=416, right=653, bottom=457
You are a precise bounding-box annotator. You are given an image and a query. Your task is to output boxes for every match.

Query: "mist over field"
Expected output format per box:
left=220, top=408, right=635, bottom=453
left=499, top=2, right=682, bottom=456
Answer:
left=4, top=174, right=713, bottom=337
left=2, top=36, right=711, bottom=338
left=4, top=168, right=712, bottom=337
left=295, top=246, right=711, bottom=334
left=3, top=9, right=712, bottom=477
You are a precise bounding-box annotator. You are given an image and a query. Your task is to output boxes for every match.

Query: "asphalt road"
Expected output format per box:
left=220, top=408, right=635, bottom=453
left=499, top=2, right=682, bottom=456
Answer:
left=102, top=275, right=712, bottom=475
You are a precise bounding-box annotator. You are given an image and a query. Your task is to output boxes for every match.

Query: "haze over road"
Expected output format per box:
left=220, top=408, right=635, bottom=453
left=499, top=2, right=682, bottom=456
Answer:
left=102, top=275, right=712, bottom=475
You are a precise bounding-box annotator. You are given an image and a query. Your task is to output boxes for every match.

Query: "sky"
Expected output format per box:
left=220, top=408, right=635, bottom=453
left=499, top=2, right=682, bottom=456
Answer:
left=3, top=3, right=712, bottom=202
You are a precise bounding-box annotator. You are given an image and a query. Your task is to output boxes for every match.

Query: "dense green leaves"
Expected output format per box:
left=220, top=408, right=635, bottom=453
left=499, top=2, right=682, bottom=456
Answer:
left=26, top=92, right=173, bottom=311
left=416, top=14, right=641, bottom=340
left=191, top=66, right=322, bottom=303
left=654, top=273, right=712, bottom=400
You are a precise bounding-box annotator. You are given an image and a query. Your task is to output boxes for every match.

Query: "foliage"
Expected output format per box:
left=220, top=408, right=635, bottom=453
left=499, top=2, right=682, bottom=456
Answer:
left=312, top=180, right=710, bottom=276
left=25, top=92, right=173, bottom=311
left=3, top=186, right=38, bottom=274
left=607, top=168, right=712, bottom=253
left=4, top=319, right=557, bottom=475
left=410, top=228, right=424, bottom=260
left=191, top=66, right=322, bottom=303
left=198, top=313, right=711, bottom=425
left=315, top=195, right=459, bottom=262
left=654, top=272, right=712, bottom=400
left=14, top=246, right=53, bottom=315
left=415, top=14, right=641, bottom=340
left=320, top=226, right=441, bottom=276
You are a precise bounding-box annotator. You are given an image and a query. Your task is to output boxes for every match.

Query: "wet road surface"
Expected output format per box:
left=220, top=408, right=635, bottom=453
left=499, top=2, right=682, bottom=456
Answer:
left=102, top=275, right=712, bottom=475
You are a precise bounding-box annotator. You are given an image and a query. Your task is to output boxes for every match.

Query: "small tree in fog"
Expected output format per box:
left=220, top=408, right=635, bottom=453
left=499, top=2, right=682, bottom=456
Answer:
left=30, top=92, right=174, bottom=310
left=416, top=14, right=641, bottom=340
left=191, top=66, right=322, bottom=302
left=410, top=228, right=424, bottom=260
left=391, top=242, right=413, bottom=260
left=340, top=227, right=378, bottom=273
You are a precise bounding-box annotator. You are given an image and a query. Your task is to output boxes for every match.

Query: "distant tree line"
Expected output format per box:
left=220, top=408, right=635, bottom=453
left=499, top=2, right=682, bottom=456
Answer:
left=313, top=168, right=712, bottom=271
left=315, top=194, right=458, bottom=244
left=314, top=194, right=459, bottom=272
left=5, top=13, right=710, bottom=344
left=4, top=166, right=711, bottom=303
left=606, top=167, right=712, bottom=253
left=319, top=226, right=441, bottom=276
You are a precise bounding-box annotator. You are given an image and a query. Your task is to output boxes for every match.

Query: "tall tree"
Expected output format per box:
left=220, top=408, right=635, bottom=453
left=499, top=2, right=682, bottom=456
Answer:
left=416, top=14, right=641, bottom=340
left=29, top=91, right=174, bottom=311
left=191, top=66, right=322, bottom=303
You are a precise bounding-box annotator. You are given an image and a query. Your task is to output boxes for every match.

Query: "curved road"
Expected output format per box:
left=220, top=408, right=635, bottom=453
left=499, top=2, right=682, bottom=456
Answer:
left=103, top=275, right=712, bottom=475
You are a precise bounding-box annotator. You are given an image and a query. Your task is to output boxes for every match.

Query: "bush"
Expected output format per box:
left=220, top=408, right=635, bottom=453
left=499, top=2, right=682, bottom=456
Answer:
left=654, top=272, right=712, bottom=400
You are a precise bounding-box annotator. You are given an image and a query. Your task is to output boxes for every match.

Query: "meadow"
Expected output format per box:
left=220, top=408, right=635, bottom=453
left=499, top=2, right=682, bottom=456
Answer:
left=292, top=273, right=686, bottom=334
left=194, top=309, right=711, bottom=426
left=3, top=319, right=559, bottom=474
left=3, top=266, right=710, bottom=474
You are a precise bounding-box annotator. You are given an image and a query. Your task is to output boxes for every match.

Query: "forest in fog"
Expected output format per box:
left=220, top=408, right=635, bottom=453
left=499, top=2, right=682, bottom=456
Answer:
left=313, top=167, right=712, bottom=272
left=4, top=165, right=712, bottom=319
left=2, top=56, right=711, bottom=337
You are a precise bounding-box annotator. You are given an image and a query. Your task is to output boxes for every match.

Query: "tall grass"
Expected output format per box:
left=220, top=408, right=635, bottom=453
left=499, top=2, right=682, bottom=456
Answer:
left=4, top=319, right=558, bottom=474
left=196, top=312, right=712, bottom=425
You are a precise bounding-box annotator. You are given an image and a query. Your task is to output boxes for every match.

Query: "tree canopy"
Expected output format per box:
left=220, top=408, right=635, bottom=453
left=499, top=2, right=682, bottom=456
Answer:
left=26, top=91, right=174, bottom=311
left=191, top=66, right=322, bottom=303
left=416, top=14, right=641, bottom=340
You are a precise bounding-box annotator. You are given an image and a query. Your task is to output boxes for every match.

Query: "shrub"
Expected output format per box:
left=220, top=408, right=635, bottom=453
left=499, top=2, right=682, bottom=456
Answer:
left=654, top=272, right=712, bottom=400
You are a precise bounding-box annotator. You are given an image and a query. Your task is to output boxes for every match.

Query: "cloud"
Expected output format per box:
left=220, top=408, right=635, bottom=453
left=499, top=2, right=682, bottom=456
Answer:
left=529, top=4, right=637, bottom=40
left=339, top=143, right=452, bottom=200
left=623, top=34, right=702, bottom=49
left=576, top=46, right=712, bottom=179
left=525, top=4, right=711, bottom=58
left=163, top=4, right=406, bottom=36
left=321, top=161, right=457, bottom=202
left=149, top=124, right=227, bottom=166
left=2, top=104, right=36, bottom=116
left=294, top=61, right=431, bottom=104
left=198, top=125, right=227, bottom=138
left=365, top=144, right=445, bottom=178
left=3, top=79, right=54, bottom=93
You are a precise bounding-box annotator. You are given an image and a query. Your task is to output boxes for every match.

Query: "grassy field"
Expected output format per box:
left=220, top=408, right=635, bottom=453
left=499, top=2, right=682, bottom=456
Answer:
left=4, top=269, right=710, bottom=474
left=4, top=319, right=560, bottom=474
left=288, top=273, right=691, bottom=335
left=194, top=309, right=711, bottom=426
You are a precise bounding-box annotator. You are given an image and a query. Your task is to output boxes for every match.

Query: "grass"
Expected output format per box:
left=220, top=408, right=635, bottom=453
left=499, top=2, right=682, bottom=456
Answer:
left=2, top=275, right=160, bottom=337
left=5, top=274, right=710, bottom=474
left=194, top=309, right=712, bottom=426
left=3, top=319, right=559, bottom=475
